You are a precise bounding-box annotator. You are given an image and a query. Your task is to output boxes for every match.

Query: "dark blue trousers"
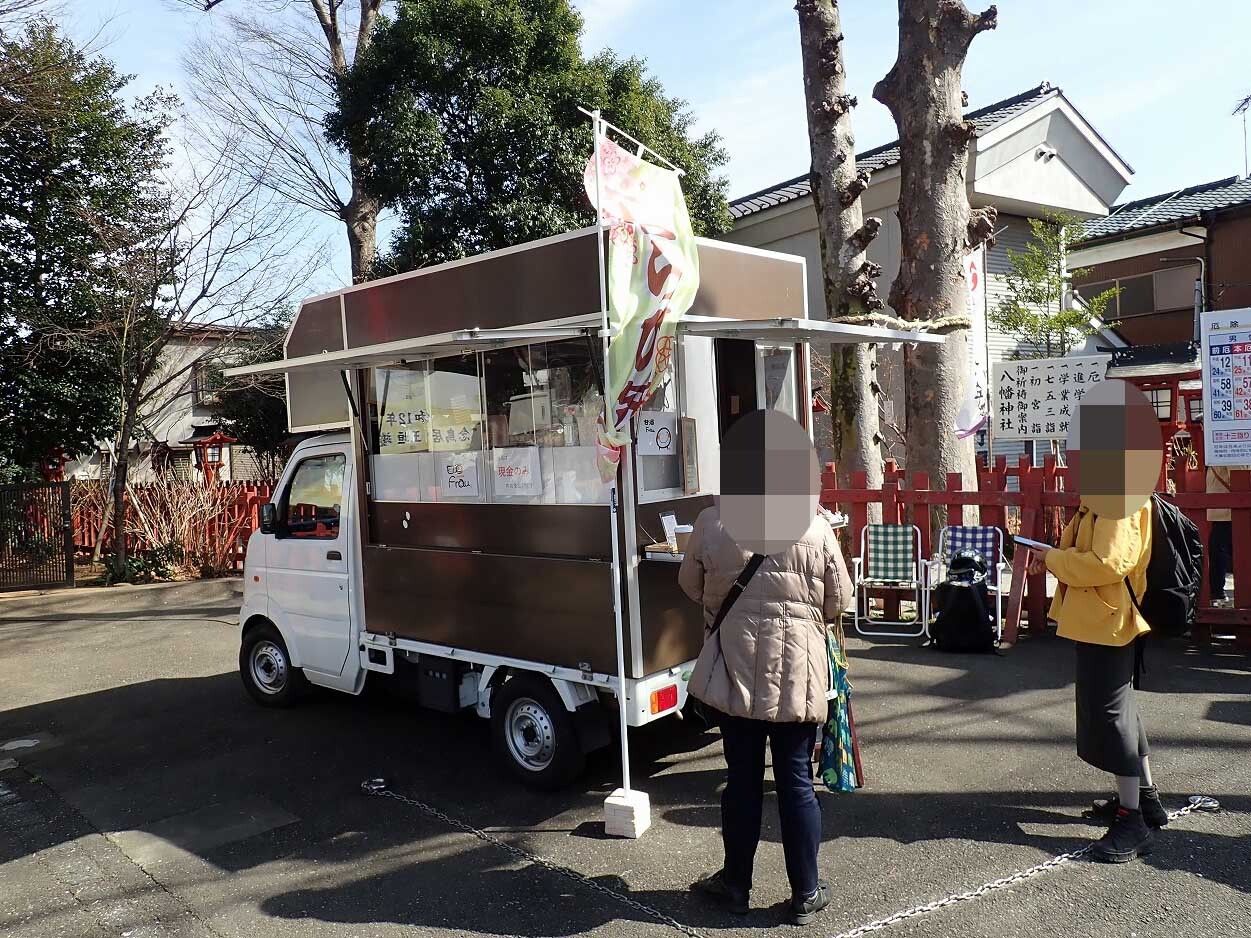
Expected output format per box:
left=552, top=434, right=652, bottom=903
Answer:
left=717, top=713, right=821, bottom=899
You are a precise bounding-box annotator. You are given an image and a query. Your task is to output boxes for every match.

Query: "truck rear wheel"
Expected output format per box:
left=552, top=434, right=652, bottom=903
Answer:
left=491, top=675, right=585, bottom=790
left=240, top=624, right=307, bottom=708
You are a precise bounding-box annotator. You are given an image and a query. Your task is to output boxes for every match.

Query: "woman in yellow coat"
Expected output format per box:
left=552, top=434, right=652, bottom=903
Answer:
left=1027, top=378, right=1168, bottom=863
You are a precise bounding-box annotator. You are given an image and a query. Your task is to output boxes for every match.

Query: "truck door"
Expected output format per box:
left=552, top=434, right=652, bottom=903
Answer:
left=269, top=449, right=352, bottom=675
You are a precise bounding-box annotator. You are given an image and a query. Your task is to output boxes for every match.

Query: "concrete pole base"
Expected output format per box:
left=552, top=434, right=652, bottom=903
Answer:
left=604, top=787, right=651, bottom=839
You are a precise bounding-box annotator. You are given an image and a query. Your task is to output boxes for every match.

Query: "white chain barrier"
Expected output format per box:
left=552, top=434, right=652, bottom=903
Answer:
left=360, top=779, right=709, bottom=938
left=828, top=796, right=1222, bottom=938
left=360, top=780, right=1221, bottom=938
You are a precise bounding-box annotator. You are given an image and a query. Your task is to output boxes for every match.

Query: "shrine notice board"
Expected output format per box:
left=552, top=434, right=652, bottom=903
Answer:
left=1201, top=308, right=1251, bottom=466
left=992, top=354, right=1110, bottom=441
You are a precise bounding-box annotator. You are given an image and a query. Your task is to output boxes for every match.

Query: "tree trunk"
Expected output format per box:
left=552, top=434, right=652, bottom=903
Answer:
left=109, top=412, right=136, bottom=580
left=310, top=0, right=384, bottom=283
left=796, top=0, right=885, bottom=495
left=873, top=0, right=997, bottom=498
left=344, top=172, right=380, bottom=283
left=90, top=437, right=117, bottom=565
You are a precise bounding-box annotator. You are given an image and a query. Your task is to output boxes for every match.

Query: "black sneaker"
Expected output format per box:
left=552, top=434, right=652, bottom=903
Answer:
left=1090, top=807, right=1153, bottom=863
left=789, top=880, right=831, bottom=926
left=1088, top=786, right=1169, bottom=829
left=690, top=869, right=749, bottom=916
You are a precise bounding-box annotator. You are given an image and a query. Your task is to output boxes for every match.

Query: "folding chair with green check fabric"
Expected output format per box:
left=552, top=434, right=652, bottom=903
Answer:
left=852, top=523, right=924, bottom=637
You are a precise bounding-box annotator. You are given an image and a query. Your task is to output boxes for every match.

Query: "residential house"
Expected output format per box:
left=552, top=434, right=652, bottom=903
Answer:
left=723, top=82, right=1135, bottom=469
left=64, top=324, right=270, bottom=483
left=1067, top=176, right=1251, bottom=474
left=1072, top=175, right=1251, bottom=346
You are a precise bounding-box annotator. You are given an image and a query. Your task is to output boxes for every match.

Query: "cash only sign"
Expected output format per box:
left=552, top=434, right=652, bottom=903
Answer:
left=583, top=136, right=700, bottom=481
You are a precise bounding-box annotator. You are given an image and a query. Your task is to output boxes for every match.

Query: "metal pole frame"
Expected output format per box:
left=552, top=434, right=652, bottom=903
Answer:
left=591, top=110, right=634, bottom=794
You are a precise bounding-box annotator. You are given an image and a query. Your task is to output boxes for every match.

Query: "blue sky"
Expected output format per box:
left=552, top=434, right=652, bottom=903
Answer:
left=71, top=0, right=1251, bottom=284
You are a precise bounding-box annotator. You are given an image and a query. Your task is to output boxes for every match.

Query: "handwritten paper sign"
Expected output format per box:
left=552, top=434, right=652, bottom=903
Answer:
left=493, top=446, right=542, bottom=496
left=1202, top=308, right=1251, bottom=465
left=377, top=369, right=431, bottom=454
left=438, top=452, right=479, bottom=498
left=992, top=355, right=1109, bottom=440
left=638, top=410, right=678, bottom=456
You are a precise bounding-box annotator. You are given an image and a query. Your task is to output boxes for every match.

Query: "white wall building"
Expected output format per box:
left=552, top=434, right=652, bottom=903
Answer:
left=65, top=325, right=268, bottom=483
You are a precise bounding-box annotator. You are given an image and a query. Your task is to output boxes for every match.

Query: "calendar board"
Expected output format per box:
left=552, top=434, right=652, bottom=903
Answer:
left=1201, top=308, right=1251, bottom=465
left=992, top=355, right=1109, bottom=440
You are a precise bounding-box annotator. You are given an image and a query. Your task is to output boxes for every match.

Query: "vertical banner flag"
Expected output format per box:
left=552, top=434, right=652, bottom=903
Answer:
left=584, top=135, right=700, bottom=481
left=955, top=246, right=989, bottom=439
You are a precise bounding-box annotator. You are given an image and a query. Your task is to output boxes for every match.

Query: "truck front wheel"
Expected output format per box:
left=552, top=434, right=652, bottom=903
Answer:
left=240, top=623, right=307, bottom=708
left=491, top=675, right=585, bottom=790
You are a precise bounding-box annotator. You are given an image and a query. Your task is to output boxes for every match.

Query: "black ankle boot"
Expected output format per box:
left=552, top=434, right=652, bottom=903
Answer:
left=1089, top=786, right=1169, bottom=829
left=1091, top=807, right=1153, bottom=863
left=690, top=869, right=749, bottom=916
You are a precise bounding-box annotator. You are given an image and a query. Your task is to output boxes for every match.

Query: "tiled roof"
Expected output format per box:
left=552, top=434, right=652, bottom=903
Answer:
left=1081, top=176, right=1251, bottom=240
left=729, top=82, right=1060, bottom=220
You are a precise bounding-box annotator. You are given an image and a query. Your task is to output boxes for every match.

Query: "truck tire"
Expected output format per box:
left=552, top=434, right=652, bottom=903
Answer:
left=240, top=623, right=307, bottom=708
left=491, top=675, right=585, bottom=790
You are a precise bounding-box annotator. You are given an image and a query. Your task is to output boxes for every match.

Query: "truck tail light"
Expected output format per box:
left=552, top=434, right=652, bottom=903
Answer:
left=649, top=684, right=678, bottom=714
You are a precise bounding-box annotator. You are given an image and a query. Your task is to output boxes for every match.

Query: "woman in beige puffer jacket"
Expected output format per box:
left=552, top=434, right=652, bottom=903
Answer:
left=679, top=505, right=852, bottom=923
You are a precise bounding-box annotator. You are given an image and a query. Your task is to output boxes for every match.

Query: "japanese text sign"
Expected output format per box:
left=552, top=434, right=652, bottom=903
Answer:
left=492, top=446, right=542, bottom=496
left=992, top=354, right=1109, bottom=441
left=1201, top=308, right=1251, bottom=465
left=637, top=410, right=678, bottom=456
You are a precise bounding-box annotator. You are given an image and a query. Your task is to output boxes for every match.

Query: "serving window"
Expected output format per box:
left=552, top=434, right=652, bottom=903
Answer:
left=367, top=339, right=609, bottom=506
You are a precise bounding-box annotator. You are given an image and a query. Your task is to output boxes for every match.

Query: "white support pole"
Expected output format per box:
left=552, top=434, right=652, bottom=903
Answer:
left=591, top=109, right=651, bottom=839
left=577, top=105, right=686, bottom=176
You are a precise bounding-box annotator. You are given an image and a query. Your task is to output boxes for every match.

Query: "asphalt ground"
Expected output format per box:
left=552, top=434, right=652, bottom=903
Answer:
left=0, top=579, right=1247, bottom=938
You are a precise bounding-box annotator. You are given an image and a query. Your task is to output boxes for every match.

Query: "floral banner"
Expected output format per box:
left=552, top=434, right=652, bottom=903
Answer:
left=583, top=135, right=700, bottom=482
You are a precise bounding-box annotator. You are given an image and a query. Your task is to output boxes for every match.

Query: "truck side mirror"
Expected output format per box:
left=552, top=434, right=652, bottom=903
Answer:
left=259, top=502, right=278, bottom=535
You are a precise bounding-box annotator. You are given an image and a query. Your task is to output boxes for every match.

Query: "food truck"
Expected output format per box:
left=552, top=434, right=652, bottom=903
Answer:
left=226, top=225, right=940, bottom=790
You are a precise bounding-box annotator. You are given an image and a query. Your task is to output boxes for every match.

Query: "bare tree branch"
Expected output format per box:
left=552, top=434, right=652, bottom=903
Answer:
left=179, top=1, right=384, bottom=280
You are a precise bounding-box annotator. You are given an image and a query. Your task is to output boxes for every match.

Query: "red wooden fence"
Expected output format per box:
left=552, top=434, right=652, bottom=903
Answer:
left=73, top=481, right=275, bottom=573
left=821, top=456, right=1251, bottom=649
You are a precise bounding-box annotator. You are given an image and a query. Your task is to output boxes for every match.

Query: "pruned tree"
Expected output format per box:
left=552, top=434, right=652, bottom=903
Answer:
left=873, top=0, right=997, bottom=491
left=990, top=211, right=1120, bottom=359
left=180, top=0, right=384, bottom=281
left=796, top=0, right=884, bottom=494
left=39, top=126, right=318, bottom=577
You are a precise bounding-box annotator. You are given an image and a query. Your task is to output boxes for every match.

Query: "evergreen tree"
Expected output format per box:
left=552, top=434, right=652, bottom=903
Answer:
left=0, top=22, right=167, bottom=474
left=327, top=0, right=730, bottom=274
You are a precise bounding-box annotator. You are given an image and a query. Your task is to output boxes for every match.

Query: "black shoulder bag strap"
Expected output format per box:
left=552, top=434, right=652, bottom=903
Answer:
left=710, top=553, right=767, bottom=634
left=1123, top=579, right=1148, bottom=690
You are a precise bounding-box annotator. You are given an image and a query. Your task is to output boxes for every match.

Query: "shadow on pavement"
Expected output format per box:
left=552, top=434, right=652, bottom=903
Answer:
left=1, top=619, right=1247, bottom=935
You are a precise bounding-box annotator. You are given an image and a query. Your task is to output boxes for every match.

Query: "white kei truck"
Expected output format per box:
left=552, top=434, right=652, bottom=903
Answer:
left=229, top=227, right=935, bottom=789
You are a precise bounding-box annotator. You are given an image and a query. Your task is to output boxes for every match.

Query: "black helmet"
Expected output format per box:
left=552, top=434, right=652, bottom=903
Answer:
left=948, top=548, right=988, bottom=584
